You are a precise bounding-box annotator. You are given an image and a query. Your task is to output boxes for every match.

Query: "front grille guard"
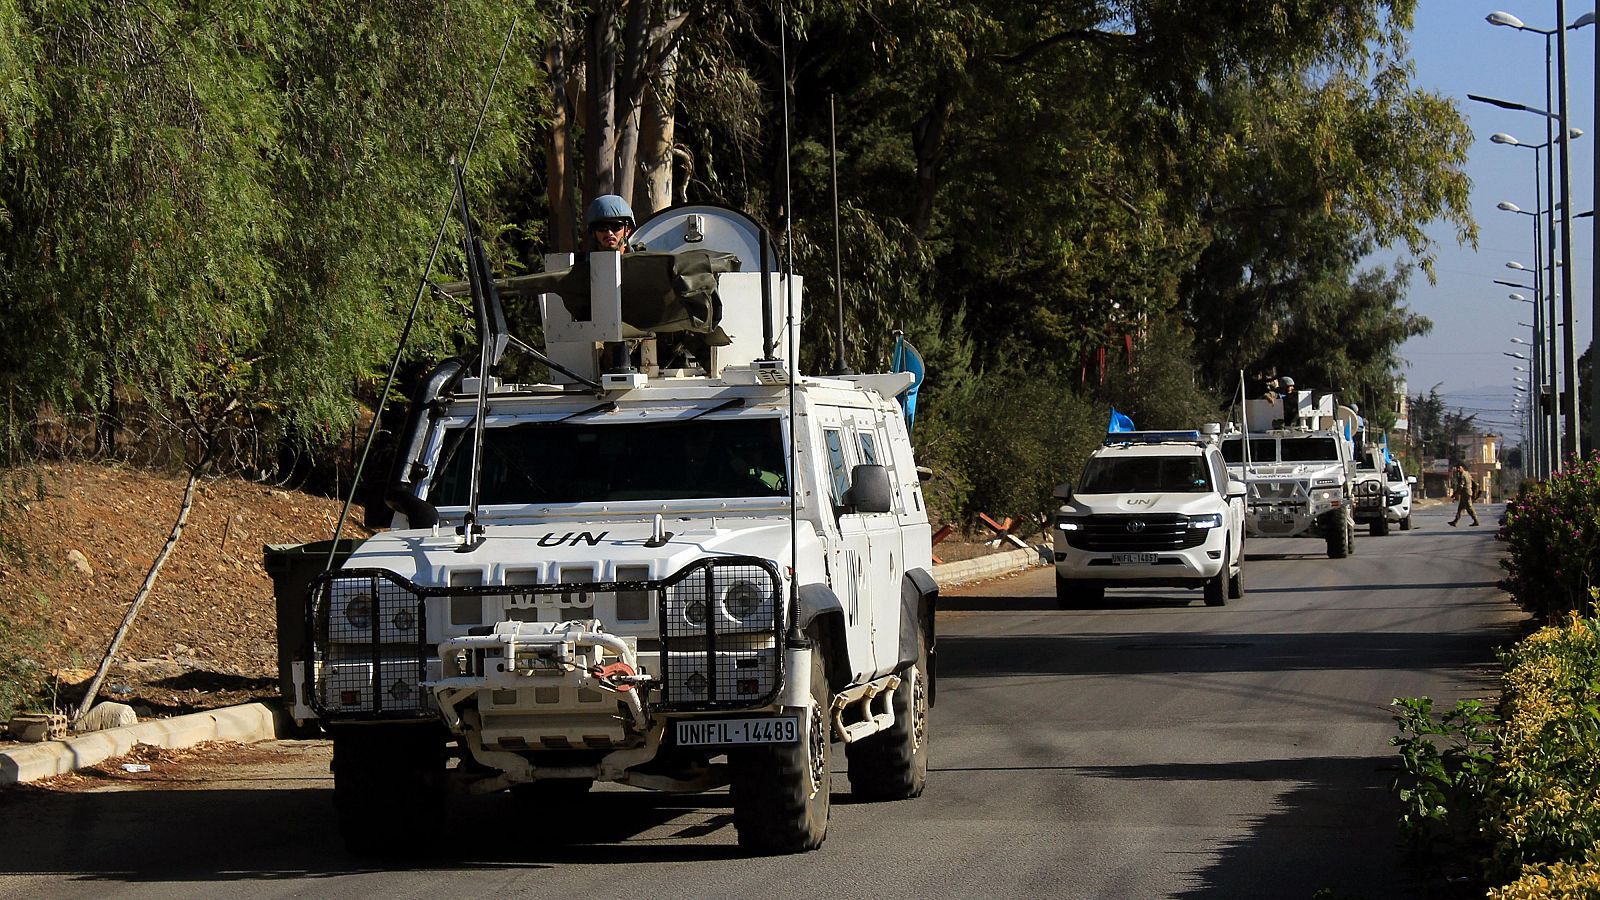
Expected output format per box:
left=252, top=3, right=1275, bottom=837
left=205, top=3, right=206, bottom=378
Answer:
left=305, top=557, right=786, bottom=720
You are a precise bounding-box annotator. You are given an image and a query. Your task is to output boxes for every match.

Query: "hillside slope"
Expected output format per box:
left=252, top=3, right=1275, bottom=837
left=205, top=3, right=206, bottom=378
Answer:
left=1, top=463, right=368, bottom=718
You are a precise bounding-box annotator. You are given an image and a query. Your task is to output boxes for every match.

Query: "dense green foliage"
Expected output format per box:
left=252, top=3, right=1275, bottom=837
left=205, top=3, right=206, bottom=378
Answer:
left=1500, top=456, right=1600, bottom=619
left=1394, top=618, right=1600, bottom=898
left=0, top=0, right=1473, bottom=524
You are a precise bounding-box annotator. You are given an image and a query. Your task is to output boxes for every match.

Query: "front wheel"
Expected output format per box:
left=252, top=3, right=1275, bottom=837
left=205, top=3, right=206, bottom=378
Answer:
left=1227, top=559, right=1244, bottom=600
left=1055, top=575, right=1104, bottom=609
left=1371, top=517, right=1390, bottom=537
left=332, top=725, right=446, bottom=857
left=1326, top=514, right=1351, bottom=559
left=730, top=640, right=831, bottom=854
left=846, top=612, right=929, bottom=801
left=1400, top=514, right=1412, bottom=531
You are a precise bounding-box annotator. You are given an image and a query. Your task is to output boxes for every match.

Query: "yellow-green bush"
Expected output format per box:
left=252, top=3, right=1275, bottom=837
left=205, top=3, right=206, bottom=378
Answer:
left=1486, top=617, right=1600, bottom=893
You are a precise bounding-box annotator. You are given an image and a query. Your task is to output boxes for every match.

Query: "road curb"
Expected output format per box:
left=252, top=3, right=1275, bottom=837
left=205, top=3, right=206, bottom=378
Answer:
left=932, top=546, right=1041, bottom=588
left=1, top=702, right=282, bottom=785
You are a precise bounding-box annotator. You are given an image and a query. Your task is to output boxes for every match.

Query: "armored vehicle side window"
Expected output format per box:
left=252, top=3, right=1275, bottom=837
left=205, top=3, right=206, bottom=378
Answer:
left=823, top=427, right=851, bottom=503
left=1078, top=455, right=1212, bottom=494
left=1221, top=438, right=1276, bottom=463
left=858, top=431, right=879, bottom=466
left=430, top=417, right=788, bottom=505
left=1279, top=437, right=1339, bottom=462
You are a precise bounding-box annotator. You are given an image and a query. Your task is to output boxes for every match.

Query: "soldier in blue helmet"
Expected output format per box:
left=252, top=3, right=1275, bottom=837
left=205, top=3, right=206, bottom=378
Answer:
left=585, top=194, right=634, bottom=254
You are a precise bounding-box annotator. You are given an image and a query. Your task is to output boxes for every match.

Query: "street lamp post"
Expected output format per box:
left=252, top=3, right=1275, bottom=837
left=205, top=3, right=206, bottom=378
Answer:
left=1493, top=129, right=1579, bottom=475
left=1498, top=195, right=1554, bottom=477
left=1486, top=10, right=1590, bottom=462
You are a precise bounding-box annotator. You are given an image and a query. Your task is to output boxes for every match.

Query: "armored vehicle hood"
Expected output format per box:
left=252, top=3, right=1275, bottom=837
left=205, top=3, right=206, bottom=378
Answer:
left=346, top=518, right=810, bottom=585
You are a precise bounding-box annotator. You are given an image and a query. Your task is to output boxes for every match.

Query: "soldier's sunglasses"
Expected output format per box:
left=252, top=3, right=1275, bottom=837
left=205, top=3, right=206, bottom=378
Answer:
left=591, top=220, right=629, bottom=233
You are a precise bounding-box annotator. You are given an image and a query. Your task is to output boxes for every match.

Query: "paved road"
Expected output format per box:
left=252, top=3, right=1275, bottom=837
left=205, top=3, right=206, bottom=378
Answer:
left=0, top=503, right=1524, bottom=898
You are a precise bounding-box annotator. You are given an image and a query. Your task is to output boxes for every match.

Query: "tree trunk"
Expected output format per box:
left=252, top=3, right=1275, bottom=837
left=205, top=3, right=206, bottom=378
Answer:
left=584, top=2, right=619, bottom=199
left=635, top=41, right=677, bottom=216
left=614, top=0, right=653, bottom=204
left=545, top=37, right=576, bottom=253
left=910, top=90, right=954, bottom=237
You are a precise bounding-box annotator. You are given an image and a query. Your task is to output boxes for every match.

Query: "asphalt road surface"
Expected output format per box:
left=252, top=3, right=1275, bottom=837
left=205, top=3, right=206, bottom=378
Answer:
left=0, top=502, right=1525, bottom=899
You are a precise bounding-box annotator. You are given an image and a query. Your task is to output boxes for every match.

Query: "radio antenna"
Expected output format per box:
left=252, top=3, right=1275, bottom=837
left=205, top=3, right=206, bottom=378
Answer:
left=323, top=19, right=517, bottom=570
left=779, top=0, right=801, bottom=627
left=830, top=94, right=852, bottom=376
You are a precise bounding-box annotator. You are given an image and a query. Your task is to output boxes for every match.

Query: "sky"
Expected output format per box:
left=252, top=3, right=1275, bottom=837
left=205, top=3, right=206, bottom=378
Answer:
left=1396, top=1, right=1598, bottom=439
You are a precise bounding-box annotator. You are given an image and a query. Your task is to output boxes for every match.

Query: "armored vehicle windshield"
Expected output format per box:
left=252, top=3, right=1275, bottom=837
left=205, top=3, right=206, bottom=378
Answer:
left=1279, top=437, right=1340, bottom=462
left=430, top=417, right=789, bottom=505
left=1221, top=438, right=1276, bottom=463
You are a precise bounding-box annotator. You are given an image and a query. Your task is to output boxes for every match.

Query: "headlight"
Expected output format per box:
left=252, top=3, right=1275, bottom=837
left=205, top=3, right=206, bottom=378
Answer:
left=1055, top=516, right=1085, bottom=532
left=723, top=580, right=768, bottom=621
left=1187, top=513, right=1223, bottom=529
left=683, top=597, right=708, bottom=627
left=1315, top=489, right=1338, bottom=503
left=344, top=595, right=373, bottom=629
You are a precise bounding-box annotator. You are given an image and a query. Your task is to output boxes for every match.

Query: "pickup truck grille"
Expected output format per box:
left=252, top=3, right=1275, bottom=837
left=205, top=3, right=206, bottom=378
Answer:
left=1064, top=514, right=1206, bottom=551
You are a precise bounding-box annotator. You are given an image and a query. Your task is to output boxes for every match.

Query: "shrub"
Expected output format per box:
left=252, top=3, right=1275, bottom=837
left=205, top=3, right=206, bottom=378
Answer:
left=1485, top=617, right=1600, bottom=886
left=1390, top=696, right=1495, bottom=859
left=1500, top=456, right=1600, bottom=619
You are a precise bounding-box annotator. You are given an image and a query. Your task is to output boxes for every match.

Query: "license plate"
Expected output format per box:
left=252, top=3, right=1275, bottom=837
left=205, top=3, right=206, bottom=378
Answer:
left=676, top=716, right=799, bottom=747
left=1111, top=552, right=1158, bottom=565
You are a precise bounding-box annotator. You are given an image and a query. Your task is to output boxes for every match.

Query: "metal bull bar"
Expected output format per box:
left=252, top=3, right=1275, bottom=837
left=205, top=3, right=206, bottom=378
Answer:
left=305, top=556, right=786, bottom=721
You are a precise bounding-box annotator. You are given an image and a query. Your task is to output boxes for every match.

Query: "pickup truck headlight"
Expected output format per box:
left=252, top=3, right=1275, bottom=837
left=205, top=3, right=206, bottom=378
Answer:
left=1055, top=516, right=1085, bottom=532
left=1187, top=513, right=1224, bottom=529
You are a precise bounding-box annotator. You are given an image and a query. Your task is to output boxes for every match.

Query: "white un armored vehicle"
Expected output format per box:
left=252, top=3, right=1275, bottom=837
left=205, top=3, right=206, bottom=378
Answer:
left=275, top=204, right=936, bottom=856
left=1221, top=381, right=1359, bottom=559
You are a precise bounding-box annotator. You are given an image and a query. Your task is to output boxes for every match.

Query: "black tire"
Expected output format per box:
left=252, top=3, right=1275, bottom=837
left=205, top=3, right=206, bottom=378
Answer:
left=1400, top=515, right=1412, bottom=531
left=1371, top=517, right=1390, bottom=537
left=730, top=640, right=831, bottom=854
left=1055, top=575, right=1104, bottom=609
left=1227, top=558, right=1244, bottom=600
left=1203, top=569, right=1226, bottom=607
left=1326, top=514, right=1350, bottom=559
left=846, top=617, right=929, bottom=801
left=332, top=725, right=446, bottom=857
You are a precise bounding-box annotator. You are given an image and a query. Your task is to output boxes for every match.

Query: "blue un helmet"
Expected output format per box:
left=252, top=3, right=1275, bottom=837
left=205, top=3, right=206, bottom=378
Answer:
left=584, top=194, right=635, bottom=230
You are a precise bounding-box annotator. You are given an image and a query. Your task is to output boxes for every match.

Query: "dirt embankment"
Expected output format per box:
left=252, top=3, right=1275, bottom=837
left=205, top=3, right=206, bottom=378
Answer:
left=0, top=463, right=366, bottom=718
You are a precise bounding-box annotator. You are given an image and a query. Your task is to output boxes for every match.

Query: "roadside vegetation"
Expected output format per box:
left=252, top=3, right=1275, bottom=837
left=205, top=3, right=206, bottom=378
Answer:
left=0, top=1, right=1469, bottom=531
left=1393, top=457, right=1600, bottom=897
left=0, top=471, right=58, bottom=721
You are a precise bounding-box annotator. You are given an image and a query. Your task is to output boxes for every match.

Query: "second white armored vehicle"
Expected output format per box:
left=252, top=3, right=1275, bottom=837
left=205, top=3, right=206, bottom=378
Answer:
left=278, top=204, right=937, bottom=856
left=1222, top=385, right=1359, bottom=558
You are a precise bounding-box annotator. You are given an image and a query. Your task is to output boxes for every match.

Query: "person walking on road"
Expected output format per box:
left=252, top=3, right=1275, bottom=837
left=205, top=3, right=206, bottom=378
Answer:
left=1448, top=464, right=1480, bottom=527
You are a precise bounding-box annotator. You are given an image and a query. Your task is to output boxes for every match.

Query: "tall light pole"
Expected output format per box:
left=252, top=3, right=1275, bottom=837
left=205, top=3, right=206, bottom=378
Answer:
left=1492, top=129, right=1580, bottom=475
left=1486, top=10, right=1588, bottom=462
left=1498, top=194, right=1556, bottom=478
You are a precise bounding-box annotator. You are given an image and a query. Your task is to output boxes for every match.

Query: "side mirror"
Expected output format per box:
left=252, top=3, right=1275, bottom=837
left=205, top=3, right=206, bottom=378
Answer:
left=916, top=465, right=935, bottom=483
left=1406, top=476, right=1417, bottom=484
left=1226, top=479, right=1247, bottom=500
left=844, top=464, right=894, bottom=513
left=1052, top=482, right=1073, bottom=501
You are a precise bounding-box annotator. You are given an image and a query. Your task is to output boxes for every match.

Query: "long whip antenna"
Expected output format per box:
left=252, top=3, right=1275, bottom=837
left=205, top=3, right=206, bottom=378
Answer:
left=830, top=94, right=851, bottom=375
left=323, top=19, right=518, bottom=570
left=779, top=0, right=801, bottom=629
